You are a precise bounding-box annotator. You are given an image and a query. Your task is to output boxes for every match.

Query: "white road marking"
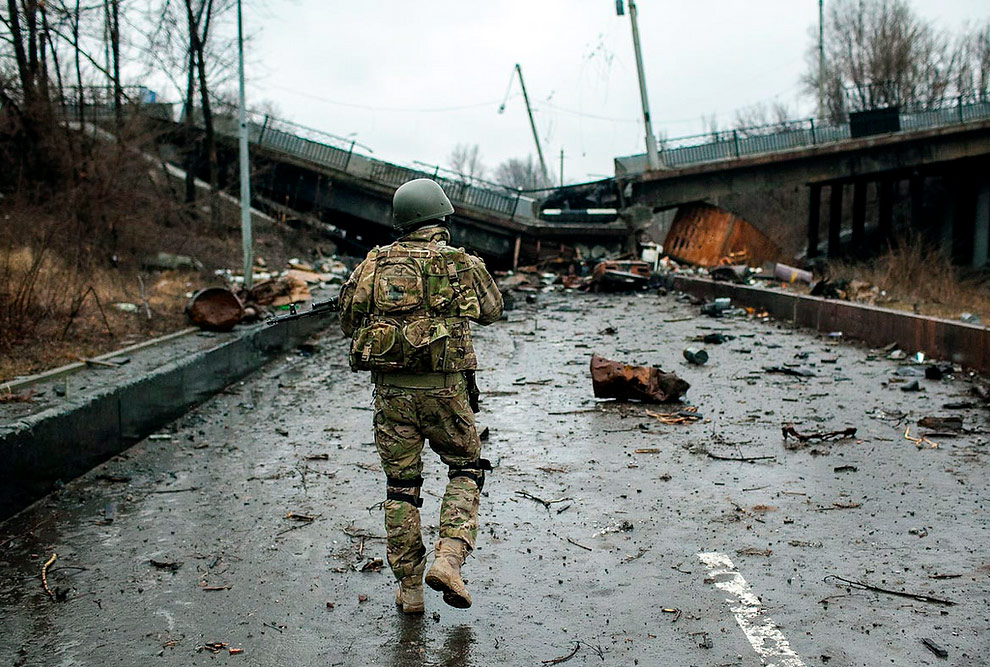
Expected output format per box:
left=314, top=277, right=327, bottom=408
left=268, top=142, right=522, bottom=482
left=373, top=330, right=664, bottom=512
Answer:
left=698, top=551, right=807, bottom=667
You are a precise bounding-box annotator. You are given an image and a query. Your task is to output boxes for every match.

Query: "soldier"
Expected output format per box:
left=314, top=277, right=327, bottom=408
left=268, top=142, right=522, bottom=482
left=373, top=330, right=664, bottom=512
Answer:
left=338, top=178, right=503, bottom=614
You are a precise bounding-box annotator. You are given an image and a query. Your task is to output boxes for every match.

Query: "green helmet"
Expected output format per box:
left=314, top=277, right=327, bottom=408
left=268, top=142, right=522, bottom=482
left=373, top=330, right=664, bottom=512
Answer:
left=392, top=178, right=455, bottom=231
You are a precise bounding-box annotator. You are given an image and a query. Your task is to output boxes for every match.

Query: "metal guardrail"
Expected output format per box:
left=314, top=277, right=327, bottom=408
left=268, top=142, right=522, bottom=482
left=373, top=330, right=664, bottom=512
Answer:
left=208, top=111, right=533, bottom=221
left=651, top=97, right=990, bottom=171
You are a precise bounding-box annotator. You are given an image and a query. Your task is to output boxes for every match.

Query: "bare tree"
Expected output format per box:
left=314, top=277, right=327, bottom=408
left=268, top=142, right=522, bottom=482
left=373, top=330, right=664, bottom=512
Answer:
left=804, top=0, right=970, bottom=121
left=447, top=143, right=486, bottom=183
left=733, top=101, right=792, bottom=130
left=493, top=155, right=553, bottom=191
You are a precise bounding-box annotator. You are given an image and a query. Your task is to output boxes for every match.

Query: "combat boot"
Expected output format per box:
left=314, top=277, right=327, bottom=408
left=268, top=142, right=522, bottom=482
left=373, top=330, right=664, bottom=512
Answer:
left=395, top=575, right=425, bottom=614
left=425, top=538, right=471, bottom=608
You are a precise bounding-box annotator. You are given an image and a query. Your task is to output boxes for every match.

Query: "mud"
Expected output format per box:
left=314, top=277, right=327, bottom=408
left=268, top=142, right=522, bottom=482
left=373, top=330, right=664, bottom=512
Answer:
left=1, top=291, right=988, bottom=666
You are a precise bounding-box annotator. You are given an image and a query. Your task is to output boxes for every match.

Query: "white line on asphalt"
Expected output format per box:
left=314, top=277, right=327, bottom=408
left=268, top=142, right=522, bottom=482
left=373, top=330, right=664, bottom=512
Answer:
left=698, top=551, right=807, bottom=667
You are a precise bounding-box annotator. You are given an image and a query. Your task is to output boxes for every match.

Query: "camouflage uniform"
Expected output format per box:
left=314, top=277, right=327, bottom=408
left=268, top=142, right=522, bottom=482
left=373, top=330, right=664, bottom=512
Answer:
left=339, top=225, right=503, bottom=582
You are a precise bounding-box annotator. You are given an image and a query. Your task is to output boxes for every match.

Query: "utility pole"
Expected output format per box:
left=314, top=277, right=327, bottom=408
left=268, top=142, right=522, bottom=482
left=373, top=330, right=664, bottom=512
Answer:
left=559, top=148, right=564, bottom=188
left=619, top=0, right=660, bottom=170
left=818, top=0, right=825, bottom=120
left=237, top=0, right=254, bottom=289
left=514, top=64, right=550, bottom=186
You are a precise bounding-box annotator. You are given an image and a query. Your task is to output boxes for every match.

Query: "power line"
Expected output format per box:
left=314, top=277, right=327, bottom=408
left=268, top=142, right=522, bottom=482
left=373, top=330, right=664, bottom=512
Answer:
left=264, top=82, right=510, bottom=113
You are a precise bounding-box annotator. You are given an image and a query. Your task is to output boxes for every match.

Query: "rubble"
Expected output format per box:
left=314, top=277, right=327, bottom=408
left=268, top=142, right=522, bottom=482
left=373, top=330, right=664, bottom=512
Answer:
left=589, top=354, right=690, bottom=403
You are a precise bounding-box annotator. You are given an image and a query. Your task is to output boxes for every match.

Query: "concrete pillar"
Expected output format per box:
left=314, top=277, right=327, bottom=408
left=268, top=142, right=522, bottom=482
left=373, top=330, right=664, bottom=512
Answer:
left=852, top=181, right=867, bottom=251
left=910, top=174, right=925, bottom=233
left=878, top=179, right=894, bottom=242
left=808, top=184, right=821, bottom=258
left=974, top=181, right=990, bottom=268
left=828, top=183, right=843, bottom=258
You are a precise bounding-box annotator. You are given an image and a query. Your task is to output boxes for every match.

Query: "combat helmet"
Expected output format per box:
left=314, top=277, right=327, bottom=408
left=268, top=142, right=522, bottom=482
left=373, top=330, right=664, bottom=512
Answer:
left=392, top=178, right=455, bottom=232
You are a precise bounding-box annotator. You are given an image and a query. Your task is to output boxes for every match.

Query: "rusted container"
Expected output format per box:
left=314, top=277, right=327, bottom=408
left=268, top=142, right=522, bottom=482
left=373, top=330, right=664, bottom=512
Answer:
left=664, top=203, right=780, bottom=268
left=186, top=288, right=244, bottom=331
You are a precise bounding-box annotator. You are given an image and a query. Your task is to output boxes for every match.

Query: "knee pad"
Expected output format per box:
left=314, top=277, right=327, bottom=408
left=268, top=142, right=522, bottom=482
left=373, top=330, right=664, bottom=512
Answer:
left=447, top=459, right=492, bottom=492
left=386, top=475, right=424, bottom=507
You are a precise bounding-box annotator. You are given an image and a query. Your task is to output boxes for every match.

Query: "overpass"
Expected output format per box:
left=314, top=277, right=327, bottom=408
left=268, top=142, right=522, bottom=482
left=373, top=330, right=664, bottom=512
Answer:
left=190, top=114, right=629, bottom=268
left=555, top=98, right=990, bottom=265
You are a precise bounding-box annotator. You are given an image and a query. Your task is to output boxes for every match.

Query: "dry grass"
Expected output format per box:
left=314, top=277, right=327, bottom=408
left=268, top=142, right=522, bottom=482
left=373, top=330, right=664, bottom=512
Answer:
left=826, top=235, right=990, bottom=321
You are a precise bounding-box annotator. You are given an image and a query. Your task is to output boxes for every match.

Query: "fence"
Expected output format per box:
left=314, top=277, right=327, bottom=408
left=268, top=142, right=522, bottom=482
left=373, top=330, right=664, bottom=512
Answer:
left=656, top=96, right=990, bottom=170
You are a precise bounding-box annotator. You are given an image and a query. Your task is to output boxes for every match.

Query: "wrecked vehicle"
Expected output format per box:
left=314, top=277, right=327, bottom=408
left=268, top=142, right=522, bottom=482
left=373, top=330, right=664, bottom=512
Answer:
left=590, top=260, right=651, bottom=291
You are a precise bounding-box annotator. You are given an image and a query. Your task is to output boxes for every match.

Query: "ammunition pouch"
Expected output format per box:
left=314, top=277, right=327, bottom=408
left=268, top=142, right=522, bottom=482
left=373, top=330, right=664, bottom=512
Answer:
left=447, top=459, right=492, bottom=492
left=350, top=317, right=466, bottom=373
left=386, top=475, right=424, bottom=508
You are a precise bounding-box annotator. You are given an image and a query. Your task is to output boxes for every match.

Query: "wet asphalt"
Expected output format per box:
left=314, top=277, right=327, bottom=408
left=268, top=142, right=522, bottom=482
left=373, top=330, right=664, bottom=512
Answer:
left=0, top=290, right=988, bottom=667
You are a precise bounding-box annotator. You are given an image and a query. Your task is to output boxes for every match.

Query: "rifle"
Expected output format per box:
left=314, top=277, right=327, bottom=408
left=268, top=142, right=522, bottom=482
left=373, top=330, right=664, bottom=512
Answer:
left=465, top=369, right=481, bottom=413
left=265, top=297, right=339, bottom=326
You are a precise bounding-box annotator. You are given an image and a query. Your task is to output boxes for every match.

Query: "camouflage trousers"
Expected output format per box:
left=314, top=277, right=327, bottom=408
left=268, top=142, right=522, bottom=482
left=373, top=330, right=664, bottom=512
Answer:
left=373, top=375, right=483, bottom=581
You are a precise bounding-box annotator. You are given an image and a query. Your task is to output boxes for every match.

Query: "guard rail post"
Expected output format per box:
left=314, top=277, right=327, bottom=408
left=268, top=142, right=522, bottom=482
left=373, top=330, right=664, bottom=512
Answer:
left=258, top=114, right=270, bottom=145
left=958, top=96, right=964, bottom=124
left=344, top=140, right=355, bottom=172
left=732, top=130, right=740, bottom=158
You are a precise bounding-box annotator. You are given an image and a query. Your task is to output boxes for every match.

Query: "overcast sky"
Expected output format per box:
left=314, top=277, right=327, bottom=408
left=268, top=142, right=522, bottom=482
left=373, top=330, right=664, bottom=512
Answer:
left=231, top=1, right=989, bottom=184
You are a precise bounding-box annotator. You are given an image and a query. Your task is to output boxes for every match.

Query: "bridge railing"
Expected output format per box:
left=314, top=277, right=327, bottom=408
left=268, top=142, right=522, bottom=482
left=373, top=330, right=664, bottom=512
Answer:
left=624, top=95, right=990, bottom=172
left=199, top=108, right=536, bottom=221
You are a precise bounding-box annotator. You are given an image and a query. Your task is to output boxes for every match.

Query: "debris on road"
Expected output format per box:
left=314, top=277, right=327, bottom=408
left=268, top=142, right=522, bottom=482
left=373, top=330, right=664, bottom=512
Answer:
left=149, top=559, right=183, bottom=572
left=904, top=427, right=939, bottom=449
left=823, top=575, right=955, bottom=606
left=591, top=259, right=651, bottom=291
left=781, top=424, right=857, bottom=443
left=683, top=346, right=708, bottom=365
left=359, top=558, right=384, bottom=573
left=541, top=642, right=581, bottom=665
left=0, top=389, right=35, bottom=403
left=900, top=379, right=923, bottom=392
left=515, top=490, right=572, bottom=511
left=646, top=407, right=701, bottom=425
left=200, top=642, right=230, bottom=654
left=917, top=416, right=962, bottom=432
left=590, top=354, right=690, bottom=403
left=764, top=366, right=817, bottom=378
left=40, top=552, right=56, bottom=600
left=921, top=638, right=949, bottom=659
left=701, top=297, right=732, bottom=317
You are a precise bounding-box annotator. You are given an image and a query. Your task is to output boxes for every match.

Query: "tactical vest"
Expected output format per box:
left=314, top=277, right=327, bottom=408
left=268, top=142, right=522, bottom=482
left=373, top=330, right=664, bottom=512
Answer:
left=348, top=243, right=478, bottom=373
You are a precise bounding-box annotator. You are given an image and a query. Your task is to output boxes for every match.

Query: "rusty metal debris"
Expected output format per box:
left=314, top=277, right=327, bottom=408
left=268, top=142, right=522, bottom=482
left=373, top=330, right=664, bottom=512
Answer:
left=185, top=288, right=244, bottom=331
left=664, top=203, right=781, bottom=268
left=781, top=424, right=857, bottom=442
left=590, top=354, right=690, bottom=403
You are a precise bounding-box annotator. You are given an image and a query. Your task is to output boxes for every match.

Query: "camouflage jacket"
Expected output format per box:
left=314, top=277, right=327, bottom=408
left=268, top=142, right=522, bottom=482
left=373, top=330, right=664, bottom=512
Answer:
left=339, top=225, right=503, bottom=373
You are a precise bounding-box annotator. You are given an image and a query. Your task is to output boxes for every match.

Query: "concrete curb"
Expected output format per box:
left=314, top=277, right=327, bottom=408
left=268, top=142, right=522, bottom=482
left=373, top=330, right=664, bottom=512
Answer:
left=0, top=315, right=331, bottom=519
left=672, top=276, right=990, bottom=373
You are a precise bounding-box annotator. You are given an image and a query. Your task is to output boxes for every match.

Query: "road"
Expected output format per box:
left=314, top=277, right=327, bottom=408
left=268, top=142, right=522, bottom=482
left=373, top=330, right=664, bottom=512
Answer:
left=1, top=290, right=988, bottom=666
